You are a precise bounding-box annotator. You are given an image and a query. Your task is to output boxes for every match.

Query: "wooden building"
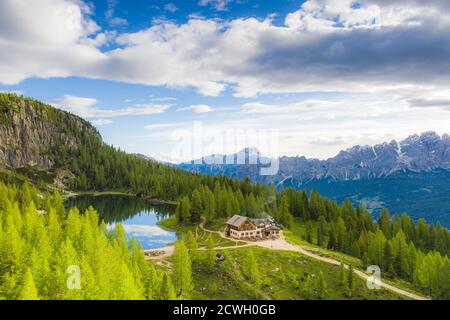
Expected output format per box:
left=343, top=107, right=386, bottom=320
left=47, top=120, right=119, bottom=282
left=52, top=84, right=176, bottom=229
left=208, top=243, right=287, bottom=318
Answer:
left=225, top=215, right=282, bottom=240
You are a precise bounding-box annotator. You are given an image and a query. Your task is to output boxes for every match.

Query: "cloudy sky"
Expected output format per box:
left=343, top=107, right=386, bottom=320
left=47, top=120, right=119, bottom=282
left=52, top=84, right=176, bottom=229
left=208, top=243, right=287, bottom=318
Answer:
left=1, top=0, right=450, bottom=162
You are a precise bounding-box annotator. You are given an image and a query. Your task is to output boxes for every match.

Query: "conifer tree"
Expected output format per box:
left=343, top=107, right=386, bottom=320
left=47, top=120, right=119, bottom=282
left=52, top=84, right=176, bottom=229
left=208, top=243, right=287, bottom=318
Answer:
left=327, top=228, right=337, bottom=249
left=302, top=275, right=314, bottom=300
left=276, top=195, right=293, bottom=229
left=186, top=231, right=198, bottom=250
left=305, top=221, right=313, bottom=244
left=172, top=240, right=193, bottom=298
left=176, top=197, right=191, bottom=224
left=205, top=235, right=216, bottom=271
left=317, top=216, right=326, bottom=246
left=339, top=262, right=346, bottom=286
left=244, top=249, right=261, bottom=288
left=160, top=273, right=176, bottom=300
left=347, top=265, right=355, bottom=298
left=190, top=190, right=203, bottom=223
left=20, top=269, right=39, bottom=300
left=384, top=241, right=394, bottom=274
left=317, top=271, right=328, bottom=299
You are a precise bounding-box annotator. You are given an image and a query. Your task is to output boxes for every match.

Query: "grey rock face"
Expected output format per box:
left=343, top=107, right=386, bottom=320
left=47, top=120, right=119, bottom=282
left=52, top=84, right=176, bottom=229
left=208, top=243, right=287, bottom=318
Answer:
left=0, top=98, right=100, bottom=169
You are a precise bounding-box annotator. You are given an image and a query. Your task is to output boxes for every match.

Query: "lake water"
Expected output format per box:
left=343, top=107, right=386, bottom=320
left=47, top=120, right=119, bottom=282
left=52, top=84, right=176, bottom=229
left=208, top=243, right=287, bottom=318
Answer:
left=65, top=195, right=177, bottom=250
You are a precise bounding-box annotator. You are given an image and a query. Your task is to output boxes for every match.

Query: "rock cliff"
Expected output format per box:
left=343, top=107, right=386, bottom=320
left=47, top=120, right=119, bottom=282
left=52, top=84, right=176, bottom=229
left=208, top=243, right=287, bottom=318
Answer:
left=0, top=93, right=100, bottom=169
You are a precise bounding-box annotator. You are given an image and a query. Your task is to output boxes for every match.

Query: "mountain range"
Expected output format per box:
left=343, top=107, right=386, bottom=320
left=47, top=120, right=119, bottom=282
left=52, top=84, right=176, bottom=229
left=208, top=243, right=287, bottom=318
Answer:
left=179, top=132, right=450, bottom=184
left=178, top=132, right=450, bottom=226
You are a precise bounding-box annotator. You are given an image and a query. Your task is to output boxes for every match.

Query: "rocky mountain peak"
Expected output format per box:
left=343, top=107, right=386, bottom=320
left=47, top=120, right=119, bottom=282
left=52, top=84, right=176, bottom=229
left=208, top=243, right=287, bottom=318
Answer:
left=0, top=93, right=100, bottom=169
left=179, top=131, right=450, bottom=184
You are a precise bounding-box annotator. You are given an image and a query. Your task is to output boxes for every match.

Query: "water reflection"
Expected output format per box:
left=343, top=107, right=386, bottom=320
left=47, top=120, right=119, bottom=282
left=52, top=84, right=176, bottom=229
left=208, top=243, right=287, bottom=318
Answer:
left=65, top=195, right=177, bottom=250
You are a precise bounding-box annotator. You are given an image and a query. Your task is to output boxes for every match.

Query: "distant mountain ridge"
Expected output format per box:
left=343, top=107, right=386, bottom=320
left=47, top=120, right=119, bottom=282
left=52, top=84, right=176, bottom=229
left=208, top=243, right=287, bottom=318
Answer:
left=179, top=132, right=450, bottom=187
left=178, top=132, right=450, bottom=226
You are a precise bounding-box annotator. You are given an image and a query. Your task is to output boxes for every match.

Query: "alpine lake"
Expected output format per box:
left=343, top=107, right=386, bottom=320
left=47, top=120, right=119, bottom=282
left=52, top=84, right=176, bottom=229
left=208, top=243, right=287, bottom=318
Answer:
left=65, top=195, right=177, bottom=250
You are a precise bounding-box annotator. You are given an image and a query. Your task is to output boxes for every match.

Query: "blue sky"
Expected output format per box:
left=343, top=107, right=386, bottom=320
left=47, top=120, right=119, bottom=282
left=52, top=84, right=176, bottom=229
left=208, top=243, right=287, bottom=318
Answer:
left=1, top=0, right=450, bottom=161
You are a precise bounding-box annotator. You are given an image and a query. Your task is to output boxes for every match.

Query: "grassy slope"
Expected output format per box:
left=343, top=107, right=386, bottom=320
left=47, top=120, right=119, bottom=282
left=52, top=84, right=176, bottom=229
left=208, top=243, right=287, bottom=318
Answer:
left=189, top=247, right=405, bottom=300
left=0, top=166, right=55, bottom=191
left=158, top=217, right=406, bottom=300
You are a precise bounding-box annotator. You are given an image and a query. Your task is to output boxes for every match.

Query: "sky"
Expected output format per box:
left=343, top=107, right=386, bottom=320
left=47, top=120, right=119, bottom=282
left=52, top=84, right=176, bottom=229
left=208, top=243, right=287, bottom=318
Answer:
left=1, top=0, right=450, bottom=162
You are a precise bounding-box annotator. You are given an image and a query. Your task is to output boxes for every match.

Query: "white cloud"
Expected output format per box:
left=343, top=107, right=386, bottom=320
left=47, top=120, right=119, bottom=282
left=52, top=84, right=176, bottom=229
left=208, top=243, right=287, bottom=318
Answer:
left=0, top=0, right=104, bottom=84
left=145, top=122, right=184, bottom=130
left=51, top=94, right=98, bottom=115
left=109, top=17, right=128, bottom=27
left=198, top=0, right=232, bottom=11
left=164, top=3, right=179, bottom=13
left=108, top=223, right=170, bottom=237
left=241, top=100, right=338, bottom=114
left=283, top=0, right=446, bottom=32
left=150, top=96, right=177, bottom=102
left=51, top=94, right=172, bottom=118
left=91, top=118, right=113, bottom=126
left=123, top=224, right=170, bottom=237
left=3, top=0, right=450, bottom=161
left=177, top=104, right=214, bottom=113
left=1, top=0, right=450, bottom=101
left=105, top=0, right=128, bottom=26
left=241, top=102, right=276, bottom=113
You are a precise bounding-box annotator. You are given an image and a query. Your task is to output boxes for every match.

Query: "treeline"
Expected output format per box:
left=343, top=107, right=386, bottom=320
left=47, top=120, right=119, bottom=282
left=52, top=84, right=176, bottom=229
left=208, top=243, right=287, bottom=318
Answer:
left=174, top=181, right=277, bottom=224
left=64, top=132, right=272, bottom=204
left=281, top=188, right=450, bottom=299
left=0, top=182, right=193, bottom=300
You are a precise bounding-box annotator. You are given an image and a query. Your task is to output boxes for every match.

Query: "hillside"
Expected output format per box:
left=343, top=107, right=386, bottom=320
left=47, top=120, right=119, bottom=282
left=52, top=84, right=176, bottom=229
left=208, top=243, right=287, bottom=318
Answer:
left=0, top=93, right=224, bottom=200
left=0, top=94, right=100, bottom=169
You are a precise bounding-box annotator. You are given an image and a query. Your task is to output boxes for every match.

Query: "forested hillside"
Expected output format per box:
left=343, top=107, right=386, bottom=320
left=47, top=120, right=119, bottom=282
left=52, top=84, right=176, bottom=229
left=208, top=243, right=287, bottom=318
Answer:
left=174, top=185, right=450, bottom=299
left=0, top=182, right=406, bottom=301
left=0, top=182, right=179, bottom=299
left=0, top=93, right=267, bottom=201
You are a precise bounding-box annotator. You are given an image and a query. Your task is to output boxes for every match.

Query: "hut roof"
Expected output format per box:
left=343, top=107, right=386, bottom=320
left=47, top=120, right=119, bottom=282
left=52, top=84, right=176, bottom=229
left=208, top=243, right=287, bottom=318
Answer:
left=250, top=218, right=271, bottom=226
left=265, top=225, right=281, bottom=231
left=226, top=215, right=249, bottom=228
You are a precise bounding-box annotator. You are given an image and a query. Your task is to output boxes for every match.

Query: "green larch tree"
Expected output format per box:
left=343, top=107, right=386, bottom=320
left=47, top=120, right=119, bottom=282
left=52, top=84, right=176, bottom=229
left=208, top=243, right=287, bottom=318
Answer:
left=172, top=240, right=193, bottom=298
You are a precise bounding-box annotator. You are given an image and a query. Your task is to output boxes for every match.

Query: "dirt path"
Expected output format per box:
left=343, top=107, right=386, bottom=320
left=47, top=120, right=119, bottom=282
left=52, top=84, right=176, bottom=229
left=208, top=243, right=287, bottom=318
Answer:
left=254, top=239, right=430, bottom=300
left=199, top=220, right=239, bottom=242
left=195, top=243, right=256, bottom=251
left=200, top=221, right=430, bottom=300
